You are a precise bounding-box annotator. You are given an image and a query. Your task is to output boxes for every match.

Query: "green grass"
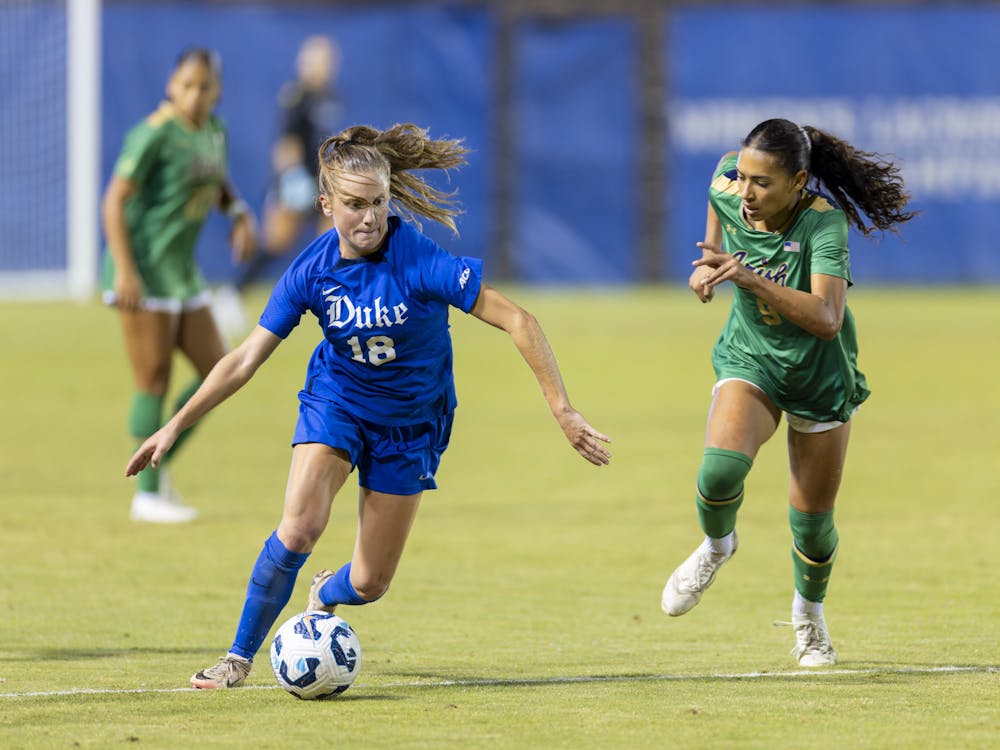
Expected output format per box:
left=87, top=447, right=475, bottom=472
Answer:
left=1, top=286, right=997, bottom=748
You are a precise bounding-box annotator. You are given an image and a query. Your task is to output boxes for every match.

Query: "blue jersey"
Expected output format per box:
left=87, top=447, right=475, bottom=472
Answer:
left=259, top=216, right=484, bottom=425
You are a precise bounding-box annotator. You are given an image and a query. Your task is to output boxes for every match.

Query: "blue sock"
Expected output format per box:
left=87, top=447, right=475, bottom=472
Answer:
left=319, top=563, right=369, bottom=606
left=229, top=532, right=309, bottom=661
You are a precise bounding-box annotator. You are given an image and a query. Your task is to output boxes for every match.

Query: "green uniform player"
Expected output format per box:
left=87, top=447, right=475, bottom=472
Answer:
left=708, top=152, right=870, bottom=425
left=660, top=119, right=914, bottom=667
left=101, top=102, right=228, bottom=306
left=102, top=48, right=257, bottom=523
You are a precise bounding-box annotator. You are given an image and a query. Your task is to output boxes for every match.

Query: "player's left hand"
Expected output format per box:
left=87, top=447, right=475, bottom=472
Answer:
left=556, top=410, right=612, bottom=466
left=230, top=214, right=258, bottom=263
left=693, top=242, right=750, bottom=292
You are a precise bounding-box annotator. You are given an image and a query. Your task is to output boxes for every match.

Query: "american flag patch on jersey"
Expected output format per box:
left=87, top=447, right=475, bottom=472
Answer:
left=783, top=241, right=801, bottom=253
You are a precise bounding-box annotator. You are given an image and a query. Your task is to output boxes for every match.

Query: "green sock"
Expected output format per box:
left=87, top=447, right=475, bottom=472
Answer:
left=789, top=506, right=839, bottom=602
left=129, top=392, right=163, bottom=494
left=164, top=378, right=203, bottom=460
left=695, top=448, right=752, bottom=538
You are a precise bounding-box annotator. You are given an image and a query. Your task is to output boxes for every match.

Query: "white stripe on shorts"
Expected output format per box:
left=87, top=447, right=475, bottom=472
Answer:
left=102, top=289, right=212, bottom=313
left=711, top=378, right=854, bottom=434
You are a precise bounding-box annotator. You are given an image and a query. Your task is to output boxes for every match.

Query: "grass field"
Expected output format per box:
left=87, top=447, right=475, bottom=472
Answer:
left=1, top=286, right=997, bottom=748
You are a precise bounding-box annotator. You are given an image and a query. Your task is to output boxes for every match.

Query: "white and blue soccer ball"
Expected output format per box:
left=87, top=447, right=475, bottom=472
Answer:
left=270, top=611, right=362, bottom=700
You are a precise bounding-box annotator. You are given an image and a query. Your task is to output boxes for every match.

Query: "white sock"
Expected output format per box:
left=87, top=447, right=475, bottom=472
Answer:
left=793, top=590, right=823, bottom=618
left=703, top=531, right=735, bottom=557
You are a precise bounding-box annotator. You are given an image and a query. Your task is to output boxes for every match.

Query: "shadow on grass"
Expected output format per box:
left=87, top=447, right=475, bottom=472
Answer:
left=316, top=692, right=403, bottom=703
left=2, top=662, right=993, bottom=701
left=0, top=647, right=221, bottom=662
left=379, top=662, right=999, bottom=690
left=0, top=684, right=404, bottom=702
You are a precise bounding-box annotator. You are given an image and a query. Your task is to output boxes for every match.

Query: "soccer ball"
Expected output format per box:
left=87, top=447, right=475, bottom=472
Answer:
left=270, top=611, right=362, bottom=700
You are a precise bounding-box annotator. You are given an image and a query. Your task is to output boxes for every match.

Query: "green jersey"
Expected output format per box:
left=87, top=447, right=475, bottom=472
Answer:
left=708, top=153, right=870, bottom=422
left=102, top=102, right=229, bottom=300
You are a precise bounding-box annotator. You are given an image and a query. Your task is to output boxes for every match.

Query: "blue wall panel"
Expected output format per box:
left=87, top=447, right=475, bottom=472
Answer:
left=666, top=6, right=1000, bottom=284
left=102, top=4, right=493, bottom=284
left=514, top=18, right=637, bottom=283
left=0, top=1, right=66, bottom=272
left=96, top=4, right=1000, bottom=286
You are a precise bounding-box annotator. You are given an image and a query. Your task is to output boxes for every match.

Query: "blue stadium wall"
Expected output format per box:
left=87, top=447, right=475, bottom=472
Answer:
left=667, top=5, right=1000, bottom=285
left=100, top=4, right=1000, bottom=285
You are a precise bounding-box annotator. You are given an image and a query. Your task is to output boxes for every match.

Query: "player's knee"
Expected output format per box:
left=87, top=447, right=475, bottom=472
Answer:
left=134, top=359, right=172, bottom=394
left=350, top=571, right=390, bottom=603
left=697, top=448, right=753, bottom=501
left=275, top=519, right=323, bottom=554
left=789, top=507, right=838, bottom=561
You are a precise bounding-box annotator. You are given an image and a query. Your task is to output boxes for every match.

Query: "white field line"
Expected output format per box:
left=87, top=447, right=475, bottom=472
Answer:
left=0, top=665, right=995, bottom=699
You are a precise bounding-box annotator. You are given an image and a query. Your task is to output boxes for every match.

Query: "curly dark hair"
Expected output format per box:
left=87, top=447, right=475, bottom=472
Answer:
left=742, top=118, right=916, bottom=236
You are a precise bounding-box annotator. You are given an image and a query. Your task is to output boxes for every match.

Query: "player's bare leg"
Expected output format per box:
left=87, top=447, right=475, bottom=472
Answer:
left=784, top=421, right=851, bottom=666
left=193, top=444, right=351, bottom=689
left=120, top=309, right=196, bottom=522
left=662, top=381, right=779, bottom=615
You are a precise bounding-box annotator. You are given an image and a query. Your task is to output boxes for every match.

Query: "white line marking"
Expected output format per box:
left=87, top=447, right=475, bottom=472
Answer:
left=0, top=665, right=994, bottom=699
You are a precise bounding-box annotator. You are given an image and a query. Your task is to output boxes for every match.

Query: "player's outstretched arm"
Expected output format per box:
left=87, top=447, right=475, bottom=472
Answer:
left=470, top=285, right=611, bottom=466
left=125, top=326, right=283, bottom=476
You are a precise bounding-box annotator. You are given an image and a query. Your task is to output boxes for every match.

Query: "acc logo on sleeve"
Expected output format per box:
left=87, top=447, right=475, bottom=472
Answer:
left=458, top=267, right=470, bottom=290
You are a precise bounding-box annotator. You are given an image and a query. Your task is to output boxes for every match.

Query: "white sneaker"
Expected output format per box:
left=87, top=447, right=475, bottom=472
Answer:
left=191, top=653, right=252, bottom=689
left=130, top=491, right=197, bottom=523
left=306, top=569, right=338, bottom=613
left=661, top=533, right=738, bottom=616
left=792, top=611, right=837, bottom=667
left=211, top=284, right=247, bottom=339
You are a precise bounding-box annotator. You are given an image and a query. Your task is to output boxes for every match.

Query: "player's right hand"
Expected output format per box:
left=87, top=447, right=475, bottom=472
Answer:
left=688, top=264, right=715, bottom=303
left=114, top=269, right=144, bottom=312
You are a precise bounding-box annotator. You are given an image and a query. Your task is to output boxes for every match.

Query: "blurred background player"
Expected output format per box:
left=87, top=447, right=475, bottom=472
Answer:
left=212, top=35, right=342, bottom=335
left=659, top=118, right=914, bottom=666
left=102, top=47, right=257, bottom=523
left=126, top=123, right=611, bottom=688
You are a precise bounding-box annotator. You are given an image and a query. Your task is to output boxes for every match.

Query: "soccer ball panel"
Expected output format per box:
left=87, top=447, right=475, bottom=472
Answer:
left=270, top=612, right=362, bottom=699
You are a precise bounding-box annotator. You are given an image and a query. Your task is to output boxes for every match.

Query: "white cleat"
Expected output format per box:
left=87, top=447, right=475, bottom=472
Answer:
left=792, top=611, right=837, bottom=667
left=130, top=491, right=197, bottom=524
left=306, top=569, right=338, bottom=613
left=661, top=533, right=738, bottom=616
left=191, top=653, right=252, bottom=689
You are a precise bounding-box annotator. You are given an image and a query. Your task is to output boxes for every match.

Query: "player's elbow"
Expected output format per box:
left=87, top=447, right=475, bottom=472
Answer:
left=100, top=187, right=123, bottom=225
left=510, top=307, right=538, bottom=335
left=814, top=313, right=844, bottom=341
left=507, top=308, right=545, bottom=349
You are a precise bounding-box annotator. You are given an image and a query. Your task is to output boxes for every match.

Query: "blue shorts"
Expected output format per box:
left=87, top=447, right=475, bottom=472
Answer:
left=292, top=390, right=454, bottom=496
